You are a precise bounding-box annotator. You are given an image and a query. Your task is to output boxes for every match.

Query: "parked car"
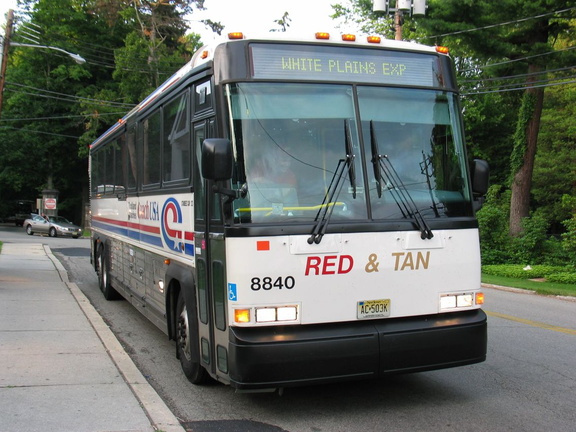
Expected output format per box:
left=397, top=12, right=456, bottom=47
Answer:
left=24, top=214, right=82, bottom=238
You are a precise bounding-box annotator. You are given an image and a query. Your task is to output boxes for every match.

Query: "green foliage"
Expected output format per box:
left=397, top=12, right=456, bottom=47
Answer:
left=561, top=197, right=576, bottom=262
left=477, top=185, right=575, bottom=266
left=510, top=92, right=536, bottom=177
left=476, top=185, right=512, bottom=263
left=461, top=92, right=516, bottom=184
left=534, top=84, right=576, bottom=227
left=547, top=272, right=576, bottom=285
left=0, top=0, right=206, bottom=223
left=481, top=273, right=576, bottom=297
left=482, top=264, right=573, bottom=280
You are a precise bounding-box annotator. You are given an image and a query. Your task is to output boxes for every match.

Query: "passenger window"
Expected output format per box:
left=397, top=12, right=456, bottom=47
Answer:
left=142, top=111, right=161, bottom=186
left=195, top=81, right=212, bottom=112
left=126, top=125, right=137, bottom=190
left=163, top=92, right=190, bottom=183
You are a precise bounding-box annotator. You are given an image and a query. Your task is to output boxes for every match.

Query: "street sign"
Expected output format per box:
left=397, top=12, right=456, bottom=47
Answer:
left=44, top=198, right=57, bottom=210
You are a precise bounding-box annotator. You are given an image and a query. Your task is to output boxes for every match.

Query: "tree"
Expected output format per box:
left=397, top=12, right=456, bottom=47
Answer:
left=0, top=0, right=206, bottom=223
left=333, top=0, right=575, bottom=246
left=1, top=0, right=111, bottom=221
left=271, top=12, right=291, bottom=32
left=417, top=0, right=576, bottom=235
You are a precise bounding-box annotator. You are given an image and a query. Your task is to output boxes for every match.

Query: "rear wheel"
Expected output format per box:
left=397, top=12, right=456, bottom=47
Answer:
left=49, top=227, right=57, bottom=237
left=176, top=290, right=208, bottom=384
left=97, top=246, right=120, bottom=300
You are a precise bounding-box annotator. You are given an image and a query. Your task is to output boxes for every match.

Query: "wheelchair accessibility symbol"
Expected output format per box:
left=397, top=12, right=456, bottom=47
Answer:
left=228, top=283, right=237, bottom=301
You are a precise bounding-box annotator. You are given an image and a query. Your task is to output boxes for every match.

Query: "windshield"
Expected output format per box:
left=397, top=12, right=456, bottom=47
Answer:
left=49, top=216, right=71, bottom=224
left=226, top=82, right=473, bottom=225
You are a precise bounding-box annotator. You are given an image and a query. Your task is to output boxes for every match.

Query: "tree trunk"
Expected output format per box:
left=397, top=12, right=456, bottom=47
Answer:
left=509, top=64, right=545, bottom=236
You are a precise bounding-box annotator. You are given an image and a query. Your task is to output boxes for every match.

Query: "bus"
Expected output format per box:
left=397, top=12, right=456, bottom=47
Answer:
left=90, top=31, right=490, bottom=391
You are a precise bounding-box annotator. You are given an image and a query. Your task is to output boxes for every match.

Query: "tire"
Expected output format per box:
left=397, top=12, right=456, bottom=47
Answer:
left=26, top=225, right=34, bottom=236
left=97, top=246, right=121, bottom=300
left=176, top=290, right=208, bottom=384
left=49, top=227, right=57, bottom=237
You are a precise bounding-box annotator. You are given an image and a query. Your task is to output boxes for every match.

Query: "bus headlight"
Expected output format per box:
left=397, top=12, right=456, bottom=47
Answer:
left=440, top=292, right=481, bottom=311
left=234, top=305, right=299, bottom=324
left=255, top=306, right=298, bottom=323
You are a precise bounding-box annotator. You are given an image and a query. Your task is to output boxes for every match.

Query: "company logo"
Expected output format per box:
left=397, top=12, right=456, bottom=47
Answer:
left=161, top=198, right=195, bottom=256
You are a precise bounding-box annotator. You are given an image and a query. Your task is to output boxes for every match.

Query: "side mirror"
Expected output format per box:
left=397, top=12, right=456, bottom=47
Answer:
left=471, top=159, right=489, bottom=196
left=201, top=138, right=233, bottom=181
left=471, top=159, right=489, bottom=211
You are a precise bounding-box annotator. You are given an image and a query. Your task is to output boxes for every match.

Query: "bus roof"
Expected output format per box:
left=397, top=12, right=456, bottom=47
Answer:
left=90, top=31, right=446, bottom=150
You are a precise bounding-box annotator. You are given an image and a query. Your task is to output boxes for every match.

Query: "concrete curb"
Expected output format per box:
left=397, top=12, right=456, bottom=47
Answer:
left=43, top=245, right=186, bottom=432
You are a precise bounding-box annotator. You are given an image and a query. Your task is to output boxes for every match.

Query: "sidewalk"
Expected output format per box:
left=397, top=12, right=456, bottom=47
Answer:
left=0, top=243, right=186, bottom=432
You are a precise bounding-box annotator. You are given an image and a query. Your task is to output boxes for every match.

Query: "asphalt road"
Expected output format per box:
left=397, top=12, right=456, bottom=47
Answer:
left=2, top=224, right=575, bottom=432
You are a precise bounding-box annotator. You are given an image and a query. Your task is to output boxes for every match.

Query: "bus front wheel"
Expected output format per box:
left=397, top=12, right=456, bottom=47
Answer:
left=176, top=290, right=208, bottom=384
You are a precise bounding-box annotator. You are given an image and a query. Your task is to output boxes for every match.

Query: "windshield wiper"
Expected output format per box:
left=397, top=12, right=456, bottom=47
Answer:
left=420, top=149, right=440, bottom=217
left=308, top=119, right=356, bottom=244
left=370, top=121, right=433, bottom=240
left=345, top=119, right=357, bottom=199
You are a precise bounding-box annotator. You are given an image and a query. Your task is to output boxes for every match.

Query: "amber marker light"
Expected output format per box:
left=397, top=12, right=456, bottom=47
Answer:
left=164, top=259, right=171, bottom=265
left=234, top=308, right=251, bottom=323
left=367, top=35, right=381, bottom=44
left=200, top=50, right=209, bottom=59
left=435, top=46, right=450, bottom=54
left=315, top=32, right=330, bottom=40
left=476, top=292, right=485, bottom=305
left=228, top=32, right=244, bottom=40
left=342, top=34, right=356, bottom=42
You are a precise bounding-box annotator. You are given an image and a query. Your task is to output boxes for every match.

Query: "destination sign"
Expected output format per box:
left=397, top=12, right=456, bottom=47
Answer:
left=250, top=44, right=442, bottom=87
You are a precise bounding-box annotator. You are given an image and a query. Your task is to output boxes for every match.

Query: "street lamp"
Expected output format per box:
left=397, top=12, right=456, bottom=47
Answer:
left=9, top=42, right=86, bottom=64
left=0, top=9, right=86, bottom=116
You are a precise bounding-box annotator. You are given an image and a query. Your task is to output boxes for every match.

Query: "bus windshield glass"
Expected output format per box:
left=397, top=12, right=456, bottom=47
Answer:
left=227, top=82, right=473, bottom=224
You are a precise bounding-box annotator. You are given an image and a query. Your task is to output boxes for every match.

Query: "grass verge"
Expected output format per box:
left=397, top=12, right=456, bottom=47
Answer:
left=482, top=273, right=576, bottom=298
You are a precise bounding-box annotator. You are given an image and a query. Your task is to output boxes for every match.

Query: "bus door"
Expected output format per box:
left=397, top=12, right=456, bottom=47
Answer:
left=193, top=117, right=230, bottom=382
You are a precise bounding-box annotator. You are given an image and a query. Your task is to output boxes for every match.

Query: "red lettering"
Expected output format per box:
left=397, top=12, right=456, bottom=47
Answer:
left=305, top=255, right=355, bottom=276
left=322, top=255, right=337, bottom=275
left=338, top=255, right=354, bottom=274
left=305, top=256, right=321, bottom=276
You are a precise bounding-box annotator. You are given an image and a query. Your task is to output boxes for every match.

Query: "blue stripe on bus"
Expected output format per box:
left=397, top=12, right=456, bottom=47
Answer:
left=92, top=219, right=194, bottom=256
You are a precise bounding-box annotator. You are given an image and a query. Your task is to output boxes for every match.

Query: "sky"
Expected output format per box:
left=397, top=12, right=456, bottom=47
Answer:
left=1, top=1, right=346, bottom=43
left=191, top=0, right=343, bottom=42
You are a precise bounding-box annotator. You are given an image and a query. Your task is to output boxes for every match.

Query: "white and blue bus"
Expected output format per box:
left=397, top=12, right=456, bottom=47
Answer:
left=90, top=31, right=489, bottom=391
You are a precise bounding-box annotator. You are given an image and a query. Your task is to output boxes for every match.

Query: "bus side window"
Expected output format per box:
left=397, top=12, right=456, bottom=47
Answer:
left=112, top=139, right=125, bottom=195
left=163, top=91, right=190, bottom=184
left=142, top=111, right=162, bottom=187
left=103, top=142, right=115, bottom=195
left=195, top=81, right=212, bottom=113
left=91, top=148, right=104, bottom=196
left=126, top=125, right=137, bottom=190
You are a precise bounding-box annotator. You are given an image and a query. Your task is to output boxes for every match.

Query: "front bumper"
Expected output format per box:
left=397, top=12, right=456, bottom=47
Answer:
left=228, top=309, right=487, bottom=390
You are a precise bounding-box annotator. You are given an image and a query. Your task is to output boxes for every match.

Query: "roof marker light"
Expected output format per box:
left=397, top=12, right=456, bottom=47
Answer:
left=200, top=50, right=209, bottom=59
left=436, top=46, right=450, bottom=54
left=342, top=34, right=356, bottom=42
left=367, top=35, right=382, bottom=44
left=315, top=32, right=330, bottom=40
left=228, top=32, right=244, bottom=40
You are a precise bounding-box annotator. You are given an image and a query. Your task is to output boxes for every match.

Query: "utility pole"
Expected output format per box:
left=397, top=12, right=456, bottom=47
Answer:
left=0, top=9, right=14, bottom=117
left=372, top=1, right=428, bottom=41
left=394, top=9, right=404, bottom=41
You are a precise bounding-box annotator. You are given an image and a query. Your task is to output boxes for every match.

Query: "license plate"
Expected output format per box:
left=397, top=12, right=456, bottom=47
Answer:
left=357, top=299, right=391, bottom=319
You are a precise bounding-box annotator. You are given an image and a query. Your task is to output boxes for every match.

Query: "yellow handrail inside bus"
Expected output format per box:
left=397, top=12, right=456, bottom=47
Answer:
left=236, top=202, right=345, bottom=216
